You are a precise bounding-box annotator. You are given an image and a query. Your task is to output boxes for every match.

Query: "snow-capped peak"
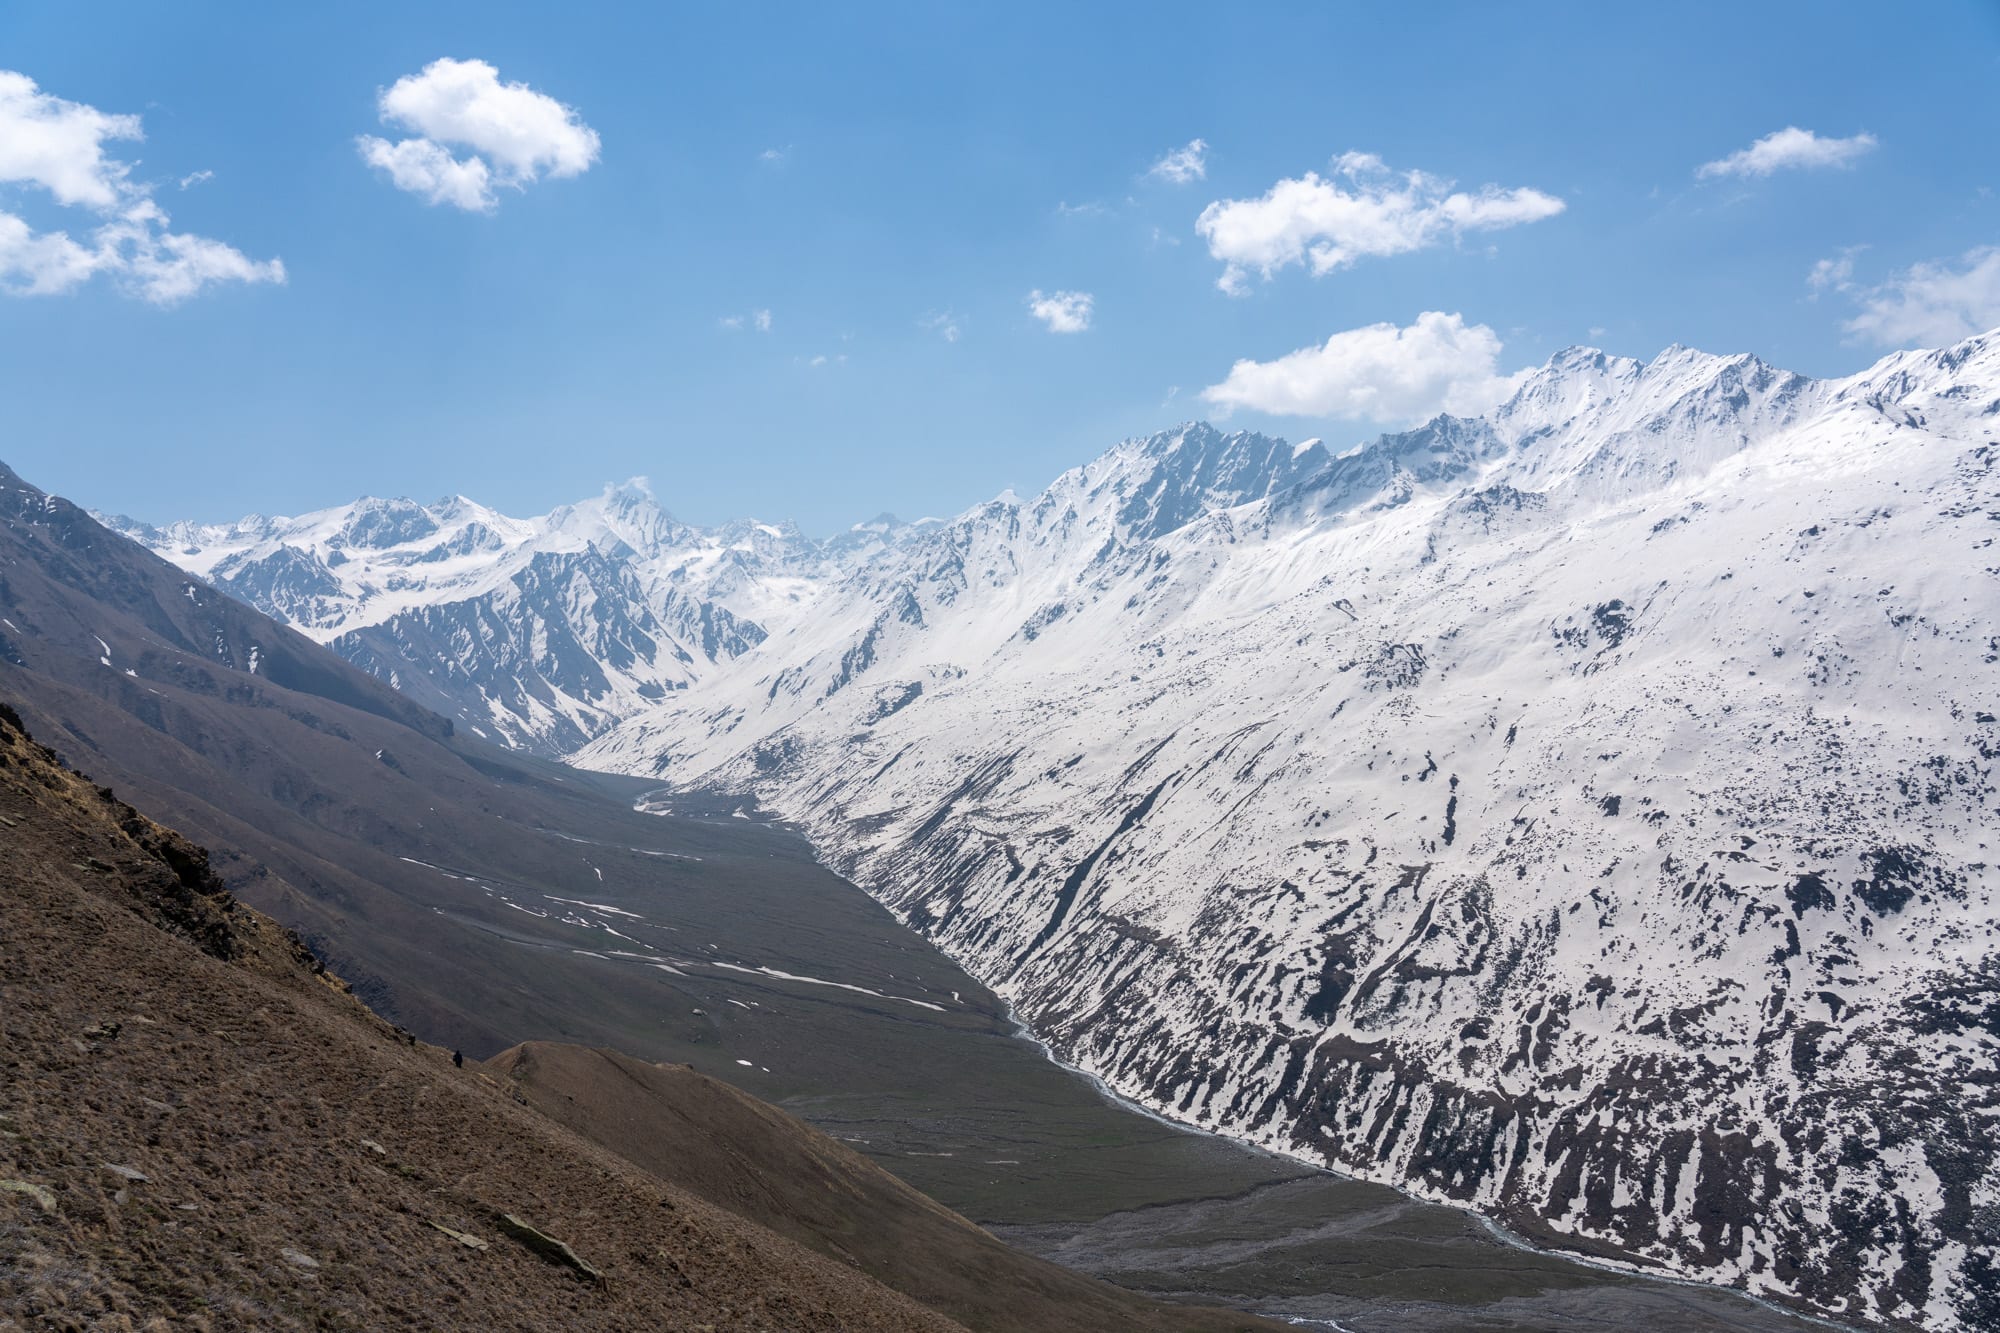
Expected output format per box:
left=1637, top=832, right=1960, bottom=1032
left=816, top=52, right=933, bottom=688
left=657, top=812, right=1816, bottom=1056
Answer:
left=572, top=328, right=2000, bottom=1332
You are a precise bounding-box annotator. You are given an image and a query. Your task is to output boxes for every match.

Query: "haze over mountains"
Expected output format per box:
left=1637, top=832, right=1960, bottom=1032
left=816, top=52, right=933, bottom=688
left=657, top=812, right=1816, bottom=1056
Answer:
left=117, top=330, right=2000, bottom=1332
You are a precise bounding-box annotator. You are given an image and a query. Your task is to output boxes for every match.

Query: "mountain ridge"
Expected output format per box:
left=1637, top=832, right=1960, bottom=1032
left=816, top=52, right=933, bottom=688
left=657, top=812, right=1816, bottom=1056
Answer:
left=100, top=479, right=942, bottom=753
left=572, top=330, right=2000, bottom=1333
left=103, top=332, right=2000, bottom=1329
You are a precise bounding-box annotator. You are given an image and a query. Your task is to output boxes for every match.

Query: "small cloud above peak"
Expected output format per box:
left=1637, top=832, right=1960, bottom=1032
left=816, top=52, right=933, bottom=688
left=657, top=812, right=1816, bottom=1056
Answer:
left=1201, top=311, right=1527, bottom=424
left=1147, top=138, right=1208, bottom=184
left=759, top=145, right=791, bottom=164
left=1842, top=246, right=2000, bottom=347
left=1696, top=127, right=1876, bottom=180
left=1807, top=246, right=1866, bottom=299
left=357, top=57, right=599, bottom=212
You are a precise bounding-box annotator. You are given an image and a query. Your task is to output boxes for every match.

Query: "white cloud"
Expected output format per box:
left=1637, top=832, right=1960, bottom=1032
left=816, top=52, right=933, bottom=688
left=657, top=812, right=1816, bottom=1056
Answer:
left=0, top=211, right=102, bottom=294
left=1807, top=246, right=1865, bottom=298
left=177, top=168, right=214, bottom=190
left=759, top=145, right=790, bottom=164
left=358, top=57, right=599, bottom=211
left=920, top=310, right=961, bottom=342
left=1148, top=138, right=1208, bottom=185
left=1696, top=127, right=1877, bottom=180
left=720, top=308, right=773, bottom=333
left=0, top=69, right=283, bottom=303
left=1026, top=288, right=1093, bottom=333
left=357, top=135, right=494, bottom=211
left=1201, top=311, right=1527, bottom=423
left=115, top=211, right=290, bottom=304
left=0, top=70, right=139, bottom=208
left=1195, top=151, right=1564, bottom=295
left=379, top=57, right=598, bottom=178
left=1843, top=247, right=2000, bottom=347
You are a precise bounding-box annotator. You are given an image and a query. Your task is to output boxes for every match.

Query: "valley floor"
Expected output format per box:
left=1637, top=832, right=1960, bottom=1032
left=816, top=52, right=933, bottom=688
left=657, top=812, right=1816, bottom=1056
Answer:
left=601, top=793, right=1838, bottom=1332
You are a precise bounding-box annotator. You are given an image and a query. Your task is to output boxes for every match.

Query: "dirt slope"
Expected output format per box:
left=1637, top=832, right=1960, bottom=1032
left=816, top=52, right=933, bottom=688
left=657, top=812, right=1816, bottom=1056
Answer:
left=0, top=459, right=690, bottom=1057
left=488, top=1042, right=1283, bottom=1333
left=0, top=701, right=962, bottom=1332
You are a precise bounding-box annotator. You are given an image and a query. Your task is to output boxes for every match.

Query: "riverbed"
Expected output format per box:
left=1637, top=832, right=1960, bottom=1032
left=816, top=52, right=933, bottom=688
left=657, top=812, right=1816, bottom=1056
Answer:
left=550, top=790, right=1830, bottom=1332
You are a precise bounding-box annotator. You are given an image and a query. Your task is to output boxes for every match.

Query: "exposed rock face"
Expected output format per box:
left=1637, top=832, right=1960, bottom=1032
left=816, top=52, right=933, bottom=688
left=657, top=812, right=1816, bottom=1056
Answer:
left=495, top=1213, right=604, bottom=1284
left=576, top=335, right=2000, bottom=1332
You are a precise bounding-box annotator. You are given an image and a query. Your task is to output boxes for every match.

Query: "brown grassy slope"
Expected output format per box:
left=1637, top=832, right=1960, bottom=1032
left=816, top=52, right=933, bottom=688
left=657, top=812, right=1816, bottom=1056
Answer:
left=0, top=703, right=963, bottom=1333
left=0, top=460, right=726, bottom=1058
left=489, top=1043, right=1286, bottom=1333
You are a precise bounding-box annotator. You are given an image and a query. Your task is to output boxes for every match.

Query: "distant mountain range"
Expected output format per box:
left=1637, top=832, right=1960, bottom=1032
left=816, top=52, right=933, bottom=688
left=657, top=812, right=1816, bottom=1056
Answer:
left=118, top=331, right=2000, bottom=1332
left=102, top=484, right=941, bottom=754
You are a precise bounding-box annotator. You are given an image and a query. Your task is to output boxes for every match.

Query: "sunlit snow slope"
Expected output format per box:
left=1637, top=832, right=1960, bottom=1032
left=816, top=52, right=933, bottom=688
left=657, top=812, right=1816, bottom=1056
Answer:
left=577, top=336, right=2000, bottom=1332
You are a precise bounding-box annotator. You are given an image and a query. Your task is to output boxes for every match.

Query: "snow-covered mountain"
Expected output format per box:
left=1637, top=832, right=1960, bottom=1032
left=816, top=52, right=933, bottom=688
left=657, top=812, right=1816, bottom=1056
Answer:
left=103, top=483, right=937, bottom=753
left=572, top=338, right=2000, bottom=1332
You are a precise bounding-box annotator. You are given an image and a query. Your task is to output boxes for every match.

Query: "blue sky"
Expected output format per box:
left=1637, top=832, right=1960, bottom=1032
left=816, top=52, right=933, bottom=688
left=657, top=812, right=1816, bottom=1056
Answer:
left=2, top=1, right=1996, bottom=533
